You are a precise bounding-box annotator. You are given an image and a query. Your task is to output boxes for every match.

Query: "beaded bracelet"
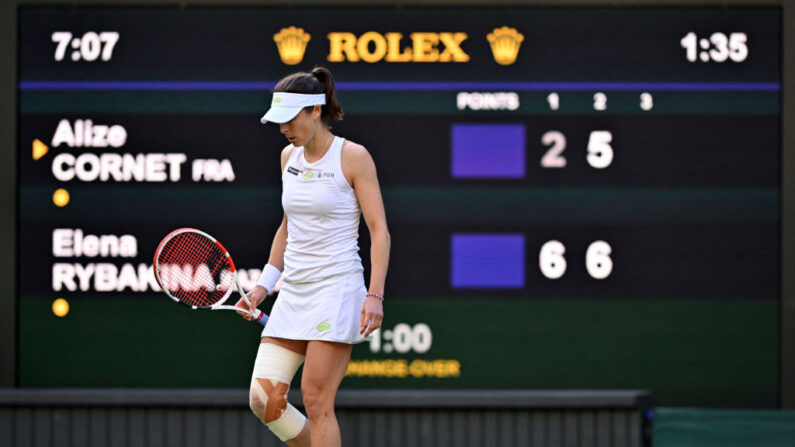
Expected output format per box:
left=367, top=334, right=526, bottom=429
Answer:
left=366, top=292, right=384, bottom=301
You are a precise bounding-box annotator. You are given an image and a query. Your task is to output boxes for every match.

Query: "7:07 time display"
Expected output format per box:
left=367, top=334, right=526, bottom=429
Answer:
left=51, top=31, right=119, bottom=62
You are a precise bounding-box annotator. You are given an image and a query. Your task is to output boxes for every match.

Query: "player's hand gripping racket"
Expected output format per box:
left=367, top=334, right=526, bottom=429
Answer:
left=153, top=228, right=268, bottom=325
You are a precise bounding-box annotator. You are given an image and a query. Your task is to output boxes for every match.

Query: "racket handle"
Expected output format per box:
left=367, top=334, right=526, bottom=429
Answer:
left=235, top=276, right=268, bottom=326
left=251, top=308, right=268, bottom=326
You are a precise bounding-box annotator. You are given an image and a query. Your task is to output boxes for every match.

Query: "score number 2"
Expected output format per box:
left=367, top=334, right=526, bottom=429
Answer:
left=541, top=130, right=614, bottom=169
left=52, top=31, right=119, bottom=62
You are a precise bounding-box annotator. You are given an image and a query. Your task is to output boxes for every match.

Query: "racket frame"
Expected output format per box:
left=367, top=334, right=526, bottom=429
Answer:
left=153, top=228, right=267, bottom=325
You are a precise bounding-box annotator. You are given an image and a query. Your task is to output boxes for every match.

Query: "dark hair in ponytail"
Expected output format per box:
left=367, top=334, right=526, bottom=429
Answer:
left=273, top=66, right=344, bottom=123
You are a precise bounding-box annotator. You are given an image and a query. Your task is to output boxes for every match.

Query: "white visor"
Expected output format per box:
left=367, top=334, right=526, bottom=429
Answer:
left=260, top=92, right=326, bottom=124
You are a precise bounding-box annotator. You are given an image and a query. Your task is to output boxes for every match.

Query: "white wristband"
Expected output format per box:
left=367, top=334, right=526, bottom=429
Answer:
left=257, top=264, right=281, bottom=293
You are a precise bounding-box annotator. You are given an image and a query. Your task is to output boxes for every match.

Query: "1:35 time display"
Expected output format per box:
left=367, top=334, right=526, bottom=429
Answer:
left=680, top=32, right=748, bottom=63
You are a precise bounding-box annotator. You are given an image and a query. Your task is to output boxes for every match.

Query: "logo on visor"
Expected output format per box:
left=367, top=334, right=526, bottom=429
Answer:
left=487, top=27, right=524, bottom=66
left=274, top=27, right=311, bottom=65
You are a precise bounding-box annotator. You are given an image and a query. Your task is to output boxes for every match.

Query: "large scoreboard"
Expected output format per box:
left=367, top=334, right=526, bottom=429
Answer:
left=17, top=6, right=781, bottom=406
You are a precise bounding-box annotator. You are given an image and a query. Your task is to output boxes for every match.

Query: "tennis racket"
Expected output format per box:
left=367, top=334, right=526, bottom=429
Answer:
left=153, top=228, right=268, bottom=325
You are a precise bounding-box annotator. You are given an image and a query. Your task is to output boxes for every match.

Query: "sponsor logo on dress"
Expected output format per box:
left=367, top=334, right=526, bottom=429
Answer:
left=299, top=170, right=333, bottom=180
left=287, top=166, right=300, bottom=176
left=317, top=323, right=331, bottom=331
left=274, top=27, right=311, bottom=65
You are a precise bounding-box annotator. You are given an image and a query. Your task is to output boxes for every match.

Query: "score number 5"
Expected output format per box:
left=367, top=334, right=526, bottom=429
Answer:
left=541, top=130, right=614, bottom=169
left=52, top=31, right=119, bottom=62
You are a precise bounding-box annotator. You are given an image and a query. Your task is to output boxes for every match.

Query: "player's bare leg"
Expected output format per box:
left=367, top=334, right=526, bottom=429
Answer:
left=301, top=340, right=353, bottom=447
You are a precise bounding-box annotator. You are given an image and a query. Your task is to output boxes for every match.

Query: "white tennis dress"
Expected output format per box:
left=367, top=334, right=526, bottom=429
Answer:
left=262, top=136, right=368, bottom=344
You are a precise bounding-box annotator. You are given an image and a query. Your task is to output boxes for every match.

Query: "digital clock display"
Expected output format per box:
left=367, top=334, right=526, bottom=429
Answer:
left=680, top=32, right=749, bottom=63
left=51, top=31, right=119, bottom=62
left=17, top=6, right=781, bottom=406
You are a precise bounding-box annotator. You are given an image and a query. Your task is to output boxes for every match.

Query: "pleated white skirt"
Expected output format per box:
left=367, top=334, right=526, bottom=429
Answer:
left=261, top=272, right=368, bottom=344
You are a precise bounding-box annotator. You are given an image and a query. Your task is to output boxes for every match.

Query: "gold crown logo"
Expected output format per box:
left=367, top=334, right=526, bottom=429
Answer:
left=274, top=27, right=311, bottom=65
left=486, top=27, right=524, bottom=66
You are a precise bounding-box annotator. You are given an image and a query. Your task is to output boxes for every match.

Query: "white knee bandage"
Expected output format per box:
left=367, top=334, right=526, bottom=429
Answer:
left=250, top=343, right=307, bottom=442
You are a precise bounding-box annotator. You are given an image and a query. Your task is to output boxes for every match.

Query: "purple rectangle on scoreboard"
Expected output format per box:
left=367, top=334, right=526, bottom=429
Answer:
left=451, top=124, right=526, bottom=178
left=451, top=233, right=525, bottom=288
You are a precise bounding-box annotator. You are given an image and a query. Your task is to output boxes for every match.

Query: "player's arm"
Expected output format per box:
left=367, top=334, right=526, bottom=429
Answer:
left=266, top=213, right=288, bottom=271
left=343, top=142, right=390, bottom=337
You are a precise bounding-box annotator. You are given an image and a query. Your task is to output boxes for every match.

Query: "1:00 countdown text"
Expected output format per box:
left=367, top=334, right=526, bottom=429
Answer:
left=369, top=323, right=432, bottom=354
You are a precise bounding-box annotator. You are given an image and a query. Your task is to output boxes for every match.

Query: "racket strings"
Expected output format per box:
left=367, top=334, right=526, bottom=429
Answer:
left=157, top=232, right=232, bottom=307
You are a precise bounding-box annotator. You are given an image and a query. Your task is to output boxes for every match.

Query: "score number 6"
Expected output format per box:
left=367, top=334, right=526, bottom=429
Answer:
left=539, top=240, right=613, bottom=280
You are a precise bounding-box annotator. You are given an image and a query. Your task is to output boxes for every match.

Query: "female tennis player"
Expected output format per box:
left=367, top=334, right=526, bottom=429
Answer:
left=235, top=66, right=390, bottom=447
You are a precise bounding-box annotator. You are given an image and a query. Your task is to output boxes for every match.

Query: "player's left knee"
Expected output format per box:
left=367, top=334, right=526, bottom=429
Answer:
left=250, top=343, right=307, bottom=441
left=251, top=378, right=290, bottom=423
